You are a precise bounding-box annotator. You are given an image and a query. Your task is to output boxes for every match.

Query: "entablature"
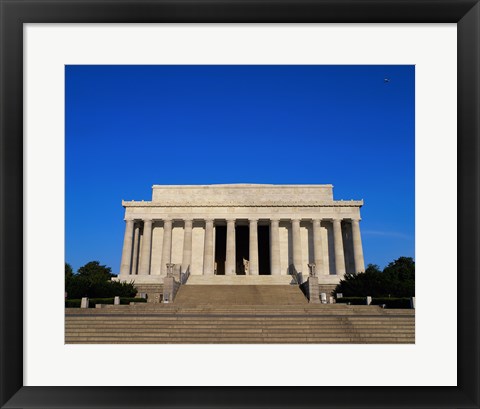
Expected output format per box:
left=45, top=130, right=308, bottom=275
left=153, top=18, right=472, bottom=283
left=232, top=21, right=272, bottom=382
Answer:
left=122, top=199, right=363, bottom=208
left=122, top=204, right=362, bottom=222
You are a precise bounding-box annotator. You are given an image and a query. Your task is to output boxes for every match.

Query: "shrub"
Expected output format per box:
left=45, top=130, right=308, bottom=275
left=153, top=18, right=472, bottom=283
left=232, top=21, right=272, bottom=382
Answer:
left=120, top=297, right=147, bottom=305
left=65, top=297, right=147, bottom=308
left=335, top=296, right=412, bottom=308
left=90, top=297, right=115, bottom=305
left=371, top=297, right=411, bottom=309
left=65, top=275, right=137, bottom=299
left=335, top=297, right=367, bottom=305
left=65, top=299, right=81, bottom=308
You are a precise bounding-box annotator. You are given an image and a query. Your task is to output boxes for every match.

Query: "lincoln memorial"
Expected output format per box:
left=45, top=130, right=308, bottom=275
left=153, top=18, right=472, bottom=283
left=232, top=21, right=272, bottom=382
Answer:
left=115, top=184, right=365, bottom=295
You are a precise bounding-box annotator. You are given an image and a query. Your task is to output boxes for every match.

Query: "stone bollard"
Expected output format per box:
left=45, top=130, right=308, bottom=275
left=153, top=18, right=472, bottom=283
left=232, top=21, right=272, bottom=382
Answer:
left=410, top=297, right=416, bottom=309
left=163, top=275, right=174, bottom=303
left=329, top=296, right=334, bottom=304
left=307, top=276, right=320, bottom=304
left=366, top=296, right=372, bottom=305
left=114, top=296, right=120, bottom=305
left=336, top=293, right=343, bottom=299
left=320, top=293, right=327, bottom=304
left=80, top=297, right=89, bottom=308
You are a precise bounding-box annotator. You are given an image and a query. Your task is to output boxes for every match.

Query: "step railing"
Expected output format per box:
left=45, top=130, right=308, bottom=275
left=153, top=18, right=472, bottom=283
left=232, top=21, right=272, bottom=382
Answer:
left=180, top=265, right=190, bottom=284
left=163, top=263, right=190, bottom=303
left=289, top=268, right=303, bottom=285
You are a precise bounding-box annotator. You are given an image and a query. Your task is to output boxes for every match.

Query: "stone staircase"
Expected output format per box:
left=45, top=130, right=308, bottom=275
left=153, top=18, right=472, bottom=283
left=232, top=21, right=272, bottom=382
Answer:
left=186, top=275, right=296, bottom=285
left=65, top=303, right=415, bottom=344
left=174, top=285, right=307, bottom=305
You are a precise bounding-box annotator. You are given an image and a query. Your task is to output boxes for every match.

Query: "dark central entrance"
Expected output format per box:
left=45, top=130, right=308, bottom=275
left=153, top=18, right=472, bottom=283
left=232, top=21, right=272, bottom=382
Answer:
left=214, top=223, right=271, bottom=275
left=258, top=225, right=271, bottom=275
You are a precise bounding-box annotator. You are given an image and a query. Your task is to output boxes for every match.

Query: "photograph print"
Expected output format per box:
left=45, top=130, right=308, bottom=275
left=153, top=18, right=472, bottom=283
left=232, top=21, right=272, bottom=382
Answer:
left=65, top=65, right=415, bottom=344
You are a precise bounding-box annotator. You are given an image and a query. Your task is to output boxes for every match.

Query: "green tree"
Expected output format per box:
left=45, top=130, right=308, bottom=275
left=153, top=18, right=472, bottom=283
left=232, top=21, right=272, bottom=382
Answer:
left=382, top=257, right=415, bottom=297
left=65, top=263, right=74, bottom=279
left=333, top=258, right=415, bottom=298
left=65, top=261, right=136, bottom=299
left=365, top=264, right=382, bottom=274
left=383, top=256, right=415, bottom=281
left=77, top=261, right=113, bottom=283
left=65, top=263, right=75, bottom=299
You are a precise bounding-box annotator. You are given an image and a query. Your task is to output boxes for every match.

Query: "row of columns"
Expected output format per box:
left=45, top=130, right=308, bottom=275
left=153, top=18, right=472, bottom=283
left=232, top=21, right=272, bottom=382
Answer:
left=120, top=218, right=365, bottom=277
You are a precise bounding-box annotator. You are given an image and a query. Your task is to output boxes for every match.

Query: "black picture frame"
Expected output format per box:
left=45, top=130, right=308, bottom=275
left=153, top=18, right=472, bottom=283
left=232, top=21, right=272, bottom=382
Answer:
left=1, top=1, right=479, bottom=408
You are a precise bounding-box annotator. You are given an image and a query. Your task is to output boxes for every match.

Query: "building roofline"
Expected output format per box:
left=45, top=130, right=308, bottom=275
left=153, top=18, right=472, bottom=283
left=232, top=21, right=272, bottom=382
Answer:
left=152, top=184, right=334, bottom=188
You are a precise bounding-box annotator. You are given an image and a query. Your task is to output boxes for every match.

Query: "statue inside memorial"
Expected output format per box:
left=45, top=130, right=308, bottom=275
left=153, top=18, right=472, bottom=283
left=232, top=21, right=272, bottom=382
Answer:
left=243, top=258, right=249, bottom=275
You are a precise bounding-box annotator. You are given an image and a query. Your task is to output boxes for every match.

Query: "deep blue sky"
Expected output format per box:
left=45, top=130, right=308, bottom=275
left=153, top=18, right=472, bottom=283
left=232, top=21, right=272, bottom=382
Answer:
left=66, top=65, right=415, bottom=273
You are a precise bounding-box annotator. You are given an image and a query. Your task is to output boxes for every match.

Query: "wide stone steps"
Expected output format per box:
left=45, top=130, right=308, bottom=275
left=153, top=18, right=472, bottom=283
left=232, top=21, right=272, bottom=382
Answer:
left=65, top=314, right=414, bottom=321
left=186, top=275, right=296, bottom=285
left=64, top=316, right=414, bottom=325
left=65, top=336, right=412, bottom=343
left=66, top=328, right=414, bottom=335
left=173, top=285, right=308, bottom=305
left=65, top=305, right=414, bottom=344
left=65, top=326, right=414, bottom=334
left=68, top=304, right=414, bottom=315
left=66, top=283, right=414, bottom=344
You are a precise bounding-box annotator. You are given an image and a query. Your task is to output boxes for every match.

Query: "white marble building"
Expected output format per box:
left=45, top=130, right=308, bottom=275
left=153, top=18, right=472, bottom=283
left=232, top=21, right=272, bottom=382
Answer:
left=116, top=184, right=365, bottom=287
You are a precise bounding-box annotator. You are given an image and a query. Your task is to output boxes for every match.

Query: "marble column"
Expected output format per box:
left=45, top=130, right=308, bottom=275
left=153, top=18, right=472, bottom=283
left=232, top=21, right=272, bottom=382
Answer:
left=160, top=219, right=172, bottom=276
left=203, top=219, right=214, bottom=275
left=332, top=219, right=346, bottom=276
left=312, top=219, right=325, bottom=276
left=182, top=219, right=193, bottom=274
left=249, top=219, right=259, bottom=275
left=270, top=219, right=281, bottom=275
left=131, top=222, right=141, bottom=275
left=119, top=219, right=134, bottom=275
left=292, top=219, right=303, bottom=273
left=225, top=219, right=236, bottom=275
left=138, top=219, right=153, bottom=275
left=351, top=219, right=365, bottom=273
